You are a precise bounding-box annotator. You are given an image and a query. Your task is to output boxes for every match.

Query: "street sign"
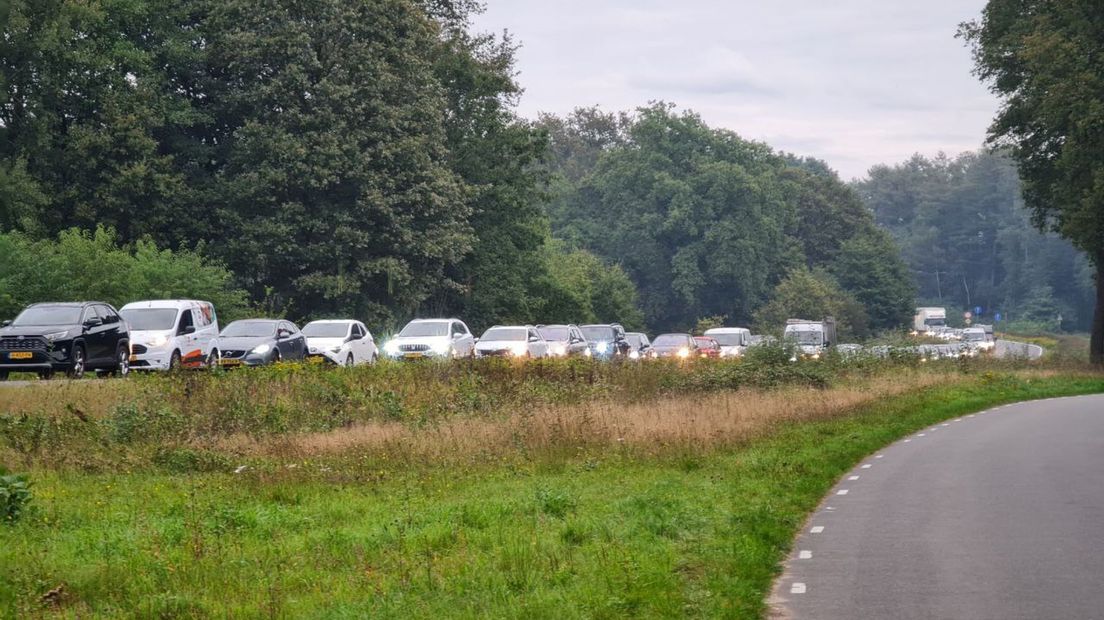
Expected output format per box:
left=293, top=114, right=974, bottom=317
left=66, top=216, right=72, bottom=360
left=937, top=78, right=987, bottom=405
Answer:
left=974, top=306, right=983, bottom=316
left=995, top=312, right=1003, bottom=322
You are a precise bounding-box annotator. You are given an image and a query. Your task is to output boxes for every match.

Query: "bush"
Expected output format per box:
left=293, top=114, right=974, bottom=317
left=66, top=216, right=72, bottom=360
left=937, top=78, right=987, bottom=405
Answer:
left=0, top=466, right=32, bottom=524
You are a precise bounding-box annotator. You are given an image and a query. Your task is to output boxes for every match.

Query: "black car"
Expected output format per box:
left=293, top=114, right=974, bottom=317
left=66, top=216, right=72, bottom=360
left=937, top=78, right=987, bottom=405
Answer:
left=624, top=332, right=654, bottom=360
left=580, top=323, right=632, bottom=359
left=0, top=302, right=131, bottom=380
left=217, top=319, right=306, bottom=367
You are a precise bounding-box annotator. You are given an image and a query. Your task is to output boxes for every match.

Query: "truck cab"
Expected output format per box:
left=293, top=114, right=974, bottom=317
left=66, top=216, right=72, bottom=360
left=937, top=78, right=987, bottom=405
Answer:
left=783, top=318, right=837, bottom=359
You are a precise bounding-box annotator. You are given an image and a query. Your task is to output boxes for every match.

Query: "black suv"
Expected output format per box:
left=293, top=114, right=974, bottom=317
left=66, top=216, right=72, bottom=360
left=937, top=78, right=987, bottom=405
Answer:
left=580, top=323, right=632, bottom=359
left=0, top=302, right=131, bottom=380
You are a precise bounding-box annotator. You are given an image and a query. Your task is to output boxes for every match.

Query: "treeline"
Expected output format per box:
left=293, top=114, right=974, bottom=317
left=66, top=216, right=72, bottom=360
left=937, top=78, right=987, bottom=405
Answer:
left=855, top=151, right=1095, bottom=331
left=0, top=0, right=918, bottom=335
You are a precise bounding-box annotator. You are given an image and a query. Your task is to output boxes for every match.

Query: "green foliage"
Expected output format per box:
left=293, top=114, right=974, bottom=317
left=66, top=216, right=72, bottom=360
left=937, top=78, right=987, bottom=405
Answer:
left=830, top=230, right=916, bottom=329
left=855, top=151, right=1095, bottom=330
left=752, top=267, right=870, bottom=340
left=0, top=227, right=250, bottom=322
left=0, top=467, right=31, bottom=524
left=539, top=241, right=644, bottom=329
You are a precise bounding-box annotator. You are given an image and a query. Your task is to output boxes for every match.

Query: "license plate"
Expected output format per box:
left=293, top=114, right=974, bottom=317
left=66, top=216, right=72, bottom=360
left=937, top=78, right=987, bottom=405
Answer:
left=403, top=352, right=424, bottom=359
left=220, top=359, right=242, bottom=367
left=8, top=352, right=33, bottom=360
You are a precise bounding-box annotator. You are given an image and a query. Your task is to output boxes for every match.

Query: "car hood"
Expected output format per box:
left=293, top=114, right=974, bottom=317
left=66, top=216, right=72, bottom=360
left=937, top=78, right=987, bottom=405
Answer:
left=217, top=336, right=274, bottom=350
left=0, top=323, right=81, bottom=337
left=130, top=329, right=175, bottom=345
left=388, top=336, right=451, bottom=347
left=477, top=339, right=526, bottom=350
left=798, top=345, right=821, bottom=354
left=307, top=337, right=346, bottom=350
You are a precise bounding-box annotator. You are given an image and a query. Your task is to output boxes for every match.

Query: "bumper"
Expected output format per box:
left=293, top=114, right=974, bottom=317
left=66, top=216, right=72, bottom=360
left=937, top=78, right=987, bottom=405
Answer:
left=129, top=349, right=172, bottom=370
left=219, top=353, right=275, bottom=368
left=0, top=349, right=74, bottom=373
left=385, top=350, right=448, bottom=361
left=306, top=351, right=342, bottom=365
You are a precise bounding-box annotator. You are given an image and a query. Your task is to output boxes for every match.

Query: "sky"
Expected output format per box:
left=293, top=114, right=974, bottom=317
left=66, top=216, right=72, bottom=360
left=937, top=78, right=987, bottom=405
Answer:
left=471, top=0, right=998, bottom=180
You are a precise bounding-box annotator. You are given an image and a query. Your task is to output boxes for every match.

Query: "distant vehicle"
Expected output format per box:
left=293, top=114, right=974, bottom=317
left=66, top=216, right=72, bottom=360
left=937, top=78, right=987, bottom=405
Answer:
left=303, top=320, right=378, bottom=366
left=748, top=335, right=777, bottom=347
left=0, top=301, right=130, bottom=380
left=961, top=327, right=995, bottom=351
left=383, top=318, right=476, bottom=360
left=837, top=343, right=864, bottom=356
left=580, top=324, right=631, bottom=359
left=120, top=300, right=219, bottom=371
left=624, top=332, right=654, bottom=360
left=913, top=307, right=947, bottom=335
left=217, top=319, right=306, bottom=367
left=704, top=327, right=751, bottom=358
left=694, top=336, right=722, bottom=358
left=784, top=318, right=837, bottom=358
left=537, top=324, right=590, bottom=357
left=651, top=333, right=697, bottom=359
left=475, top=325, right=550, bottom=359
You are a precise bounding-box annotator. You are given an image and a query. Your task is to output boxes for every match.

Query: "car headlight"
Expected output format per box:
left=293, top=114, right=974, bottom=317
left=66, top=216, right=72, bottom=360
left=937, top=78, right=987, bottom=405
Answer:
left=811, top=353, right=821, bottom=360
left=552, top=345, right=566, bottom=356
left=511, top=344, right=528, bottom=357
left=628, top=350, right=640, bottom=360
left=596, top=341, right=610, bottom=353
left=431, top=341, right=451, bottom=355
left=677, top=348, right=690, bottom=358
left=584, top=348, right=592, bottom=358
left=251, top=343, right=272, bottom=355
left=44, top=330, right=70, bottom=342
left=149, top=334, right=169, bottom=348
left=384, top=340, right=399, bottom=354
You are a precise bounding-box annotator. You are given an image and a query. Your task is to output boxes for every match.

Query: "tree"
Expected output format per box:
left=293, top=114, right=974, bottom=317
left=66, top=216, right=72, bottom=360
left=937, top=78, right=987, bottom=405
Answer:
left=831, top=230, right=916, bottom=330
left=751, top=268, right=870, bottom=341
left=961, top=2, right=1104, bottom=362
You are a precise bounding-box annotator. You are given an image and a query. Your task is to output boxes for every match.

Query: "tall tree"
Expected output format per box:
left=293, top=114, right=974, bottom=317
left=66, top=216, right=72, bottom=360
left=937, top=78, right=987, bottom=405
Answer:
left=961, top=2, right=1104, bottom=362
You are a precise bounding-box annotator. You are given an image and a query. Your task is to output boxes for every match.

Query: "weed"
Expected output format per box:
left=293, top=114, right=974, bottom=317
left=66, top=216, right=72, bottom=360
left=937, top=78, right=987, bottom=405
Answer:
left=0, top=467, right=31, bottom=524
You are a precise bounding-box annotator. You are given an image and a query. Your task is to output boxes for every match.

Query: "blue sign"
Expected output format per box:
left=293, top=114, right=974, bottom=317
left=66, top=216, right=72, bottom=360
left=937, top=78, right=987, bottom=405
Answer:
left=994, top=312, right=1003, bottom=322
left=974, top=306, right=983, bottom=316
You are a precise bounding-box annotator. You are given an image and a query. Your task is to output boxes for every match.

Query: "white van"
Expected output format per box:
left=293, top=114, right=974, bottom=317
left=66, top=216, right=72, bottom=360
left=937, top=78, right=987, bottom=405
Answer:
left=119, top=300, right=220, bottom=370
left=703, top=327, right=752, bottom=358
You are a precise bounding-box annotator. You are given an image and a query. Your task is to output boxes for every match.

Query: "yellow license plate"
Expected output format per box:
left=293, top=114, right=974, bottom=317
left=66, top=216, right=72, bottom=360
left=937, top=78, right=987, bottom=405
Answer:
left=220, top=359, right=242, bottom=366
left=403, top=352, right=424, bottom=359
left=8, top=352, right=33, bottom=360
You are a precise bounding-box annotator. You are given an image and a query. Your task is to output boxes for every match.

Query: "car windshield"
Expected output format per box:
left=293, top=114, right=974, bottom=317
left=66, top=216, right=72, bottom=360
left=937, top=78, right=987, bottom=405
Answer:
left=653, top=334, right=690, bottom=347
left=481, top=328, right=527, bottom=341
left=785, top=330, right=823, bottom=345
left=399, top=322, right=449, bottom=337
left=695, top=338, right=717, bottom=349
left=581, top=326, right=614, bottom=341
left=964, top=332, right=985, bottom=342
left=708, top=333, right=744, bottom=346
left=925, top=319, right=946, bottom=327
left=12, top=306, right=82, bottom=326
left=539, top=327, right=570, bottom=341
left=221, top=321, right=276, bottom=338
left=120, top=308, right=178, bottom=331
left=625, top=334, right=644, bottom=348
left=303, top=323, right=350, bottom=338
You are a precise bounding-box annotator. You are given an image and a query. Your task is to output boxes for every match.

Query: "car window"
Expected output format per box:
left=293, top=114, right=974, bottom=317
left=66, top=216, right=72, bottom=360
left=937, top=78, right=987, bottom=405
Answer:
left=95, top=305, right=112, bottom=322
left=178, top=309, right=195, bottom=333
left=82, top=306, right=98, bottom=324
left=452, top=322, right=469, bottom=337
left=529, top=329, right=540, bottom=341
left=351, top=324, right=364, bottom=339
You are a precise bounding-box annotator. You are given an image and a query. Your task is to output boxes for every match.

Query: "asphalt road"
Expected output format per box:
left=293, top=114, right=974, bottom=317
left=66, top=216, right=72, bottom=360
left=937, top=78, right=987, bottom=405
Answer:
left=770, top=394, right=1104, bottom=620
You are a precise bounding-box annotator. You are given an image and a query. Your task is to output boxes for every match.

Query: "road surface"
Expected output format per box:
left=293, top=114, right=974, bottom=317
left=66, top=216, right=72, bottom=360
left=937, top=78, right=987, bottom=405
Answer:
left=770, top=394, right=1104, bottom=620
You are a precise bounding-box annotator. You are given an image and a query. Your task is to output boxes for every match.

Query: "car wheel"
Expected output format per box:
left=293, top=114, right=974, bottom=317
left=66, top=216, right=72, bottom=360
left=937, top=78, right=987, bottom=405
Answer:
left=0, top=371, right=7, bottom=381
left=111, top=345, right=130, bottom=377
left=272, top=350, right=282, bottom=365
left=169, top=350, right=182, bottom=371
left=38, top=370, right=54, bottom=381
left=67, top=345, right=86, bottom=379
left=346, top=353, right=354, bottom=367
left=207, top=349, right=219, bottom=369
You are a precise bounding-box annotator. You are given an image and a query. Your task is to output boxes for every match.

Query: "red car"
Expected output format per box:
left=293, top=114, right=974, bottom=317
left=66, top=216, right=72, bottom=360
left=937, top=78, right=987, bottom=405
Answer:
left=694, top=337, right=722, bottom=358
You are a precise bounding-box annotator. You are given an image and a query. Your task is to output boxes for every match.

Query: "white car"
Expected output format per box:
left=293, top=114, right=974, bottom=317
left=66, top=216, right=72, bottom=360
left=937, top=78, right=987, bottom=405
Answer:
left=704, top=327, right=752, bottom=358
left=303, top=320, right=378, bottom=366
left=475, top=325, right=551, bottom=359
left=383, top=318, right=476, bottom=360
left=119, top=300, right=220, bottom=370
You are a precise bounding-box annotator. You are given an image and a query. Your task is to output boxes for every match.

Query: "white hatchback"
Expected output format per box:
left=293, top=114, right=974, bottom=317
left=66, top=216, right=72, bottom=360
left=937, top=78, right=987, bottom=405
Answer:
left=303, top=320, right=378, bottom=366
left=475, top=325, right=551, bottom=359
left=383, top=319, right=476, bottom=360
left=120, top=300, right=220, bottom=370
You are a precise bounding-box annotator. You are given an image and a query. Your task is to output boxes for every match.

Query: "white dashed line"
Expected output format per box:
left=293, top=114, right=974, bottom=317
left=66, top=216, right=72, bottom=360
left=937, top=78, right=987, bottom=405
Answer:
left=825, top=506, right=836, bottom=511
left=904, top=439, right=912, bottom=443
left=861, top=464, right=872, bottom=469
left=799, top=550, right=812, bottom=560
left=918, top=433, right=927, bottom=437
left=836, top=489, right=849, bottom=496
left=811, top=526, right=825, bottom=534
left=941, top=423, right=950, bottom=427
left=967, top=414, right=975, bottom=418
left=791, top=582, right=807, bottom=594
left=876, top=455, right=885, bottom=459
left=848, top=475, right=860, bottom=481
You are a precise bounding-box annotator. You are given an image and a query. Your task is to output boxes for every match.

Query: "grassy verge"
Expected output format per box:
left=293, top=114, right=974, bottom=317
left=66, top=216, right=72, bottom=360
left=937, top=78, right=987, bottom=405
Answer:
left=2, top=371, right=1102, bottom=618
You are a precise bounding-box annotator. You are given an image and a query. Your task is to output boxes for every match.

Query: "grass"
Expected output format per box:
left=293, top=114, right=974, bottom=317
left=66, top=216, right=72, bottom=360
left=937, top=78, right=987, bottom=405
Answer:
left=2, top=367, right=1103, bottom=618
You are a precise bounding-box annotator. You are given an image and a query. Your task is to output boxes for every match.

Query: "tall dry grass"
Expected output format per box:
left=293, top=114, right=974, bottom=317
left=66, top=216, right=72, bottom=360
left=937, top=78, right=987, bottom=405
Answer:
left=220, top=370, right=960, bottom=466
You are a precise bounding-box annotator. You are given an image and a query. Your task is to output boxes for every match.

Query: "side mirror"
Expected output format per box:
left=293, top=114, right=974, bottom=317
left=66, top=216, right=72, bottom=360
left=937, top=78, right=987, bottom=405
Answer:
left=180, top=325, right=196, bottom=335
left=277, top=329, right=290, bottom=339
left=1, top=320, right=10, bottom=327
left=83, top=317, right=102, bottom=329
left=529, top=336, right=540, bottom=343
left=453, top=333, right=464, bottom=340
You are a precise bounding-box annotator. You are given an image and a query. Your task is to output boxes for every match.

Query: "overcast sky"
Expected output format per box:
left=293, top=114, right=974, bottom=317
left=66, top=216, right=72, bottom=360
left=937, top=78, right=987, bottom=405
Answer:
left=471, top=0, right=997, bottom=180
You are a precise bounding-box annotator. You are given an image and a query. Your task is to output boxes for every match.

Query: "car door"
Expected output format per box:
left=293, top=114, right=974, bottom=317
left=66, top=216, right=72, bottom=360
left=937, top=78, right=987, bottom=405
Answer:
left=351, top=322, right=372, bottom=363
left=99, top=305, right=126, bottom=362
left=80, top=306, right=109, bottom=364
left=358, top=322, right=377, bottom=362
left=452, top=321, right=473, bottom=356
left=275, top=322, right=294, bottom=359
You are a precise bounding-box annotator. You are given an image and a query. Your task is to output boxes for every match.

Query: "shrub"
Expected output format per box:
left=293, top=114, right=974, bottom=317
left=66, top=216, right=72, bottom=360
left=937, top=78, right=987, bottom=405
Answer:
left=0, top=466, right=32, bottom=524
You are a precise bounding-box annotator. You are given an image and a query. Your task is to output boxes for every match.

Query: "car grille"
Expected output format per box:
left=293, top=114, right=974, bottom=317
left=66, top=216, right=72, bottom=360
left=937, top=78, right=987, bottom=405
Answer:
left=0, top=337, right=47, bottom=351
left=399, top=344, right=430, bottom=352
left=480, top=349, right=511, bottom=357
left=221, top=350, right=247, bottom=359
left=131, top=344, right=148, bottom=354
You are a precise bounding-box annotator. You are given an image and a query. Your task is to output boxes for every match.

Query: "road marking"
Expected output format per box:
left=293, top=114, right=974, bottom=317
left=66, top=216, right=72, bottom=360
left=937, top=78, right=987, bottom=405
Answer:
left=848, top=475, right=860, bottom=481
left=791, top=582, right=807, bottom=594
left=861, top=464, right=872, bottom=469
left=904, top=439, right=912, bottom=443
left=836, top=489, right=849, bottom=495
left=918, top=433, right=927, bottom=437
left=875, top=455, right=885, bottom=459
left=811, top=526, right=825, bottom=534
left=967, top=414, right=975, bottom=418
left=941, top=423, right=950, bottom=427
left=825, top=506, right=836, bottom=511
left=799, top=550, right=812, bottom=560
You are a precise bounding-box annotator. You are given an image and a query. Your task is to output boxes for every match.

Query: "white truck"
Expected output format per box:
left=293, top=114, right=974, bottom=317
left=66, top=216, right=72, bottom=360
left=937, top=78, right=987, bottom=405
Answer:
left=783, top=318, right=837, bottom=358
left=913, top=307, right=947, bottom=335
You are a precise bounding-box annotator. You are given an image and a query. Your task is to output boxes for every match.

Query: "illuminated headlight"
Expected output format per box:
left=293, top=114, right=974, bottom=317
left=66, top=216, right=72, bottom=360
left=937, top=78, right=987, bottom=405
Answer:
left=677, top=348, right=690, bottom=359
left=44, top=330, right=70, bottom=342
left=511, top=344, right=528, bottom=357
left=148, top=334, right=169, bottom=348
left=811, top=353, right=821, bottom=360
left=596, top=341, right=610, bottom=353
left=584, top=348, right=592, bottom=358
left=251, top=343, right=272, bottom=355
left=430, top=341, right=451, bottom=355
left=384, top=340, right=399, bottom=354
left=552, top=345, right=567, bottom=357
left=628, top=350, right=640, bottom=360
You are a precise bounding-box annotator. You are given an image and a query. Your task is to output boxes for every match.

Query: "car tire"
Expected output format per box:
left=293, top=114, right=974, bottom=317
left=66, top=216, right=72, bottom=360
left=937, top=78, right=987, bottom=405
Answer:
left=110, top=345, right=130, bottom=377
left=272, top=350, right=282, bottom=365
left=345, top=353, right=354, bottom=367
left=67, top=345, right=86, bottom=379
left=169, top=350, right=182, bottom=371
left=207, top=349, right=219, bottom=369
left=0, top=371, right=7, bottom=381
left=38, top=370, right=54, bottom=381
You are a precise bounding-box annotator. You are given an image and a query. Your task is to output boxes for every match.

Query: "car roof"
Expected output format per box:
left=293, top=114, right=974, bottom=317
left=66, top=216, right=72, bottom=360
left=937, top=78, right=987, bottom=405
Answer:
left=229, top=318, right=279, bottom=323
left=121, top=300, right=208, bottom=309
left=29, top=301, right=99, bottom=307
left=704, top=327, right=749, bottom=333
left=305, top=319, right=357, bottom=324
